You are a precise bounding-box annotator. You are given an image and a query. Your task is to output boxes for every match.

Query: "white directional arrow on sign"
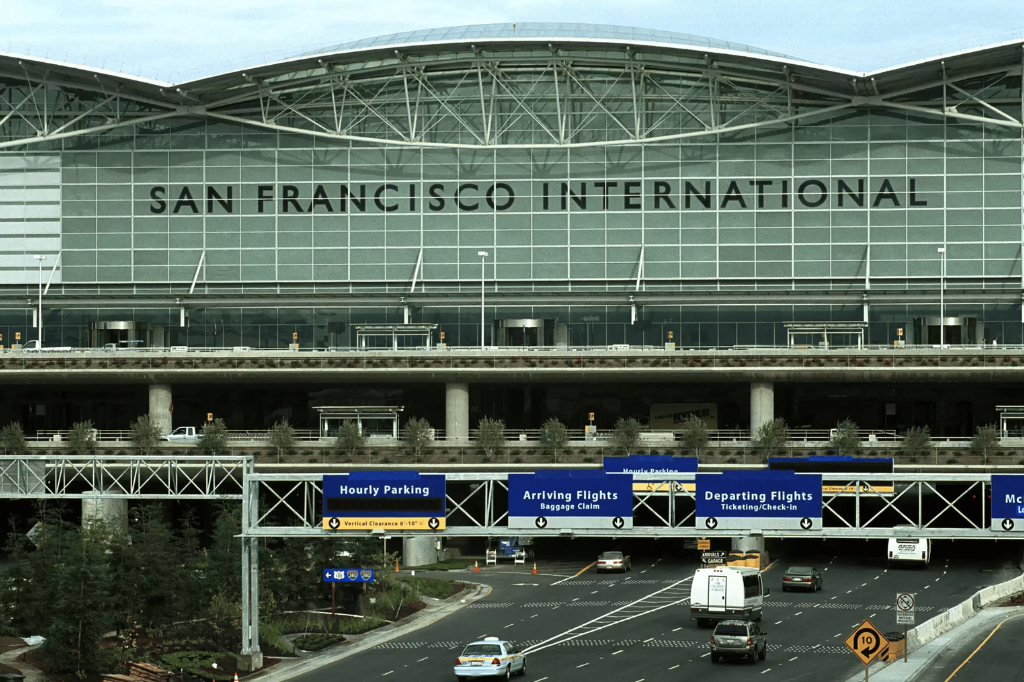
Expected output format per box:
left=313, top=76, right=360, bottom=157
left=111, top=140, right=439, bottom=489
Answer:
left=705, top=517, right=718, bottom=530
left=535, top=516, right=548, bottom=529
left=612, top=516, right=625, bottom=529
left=800, top=517, right=813, bottom=530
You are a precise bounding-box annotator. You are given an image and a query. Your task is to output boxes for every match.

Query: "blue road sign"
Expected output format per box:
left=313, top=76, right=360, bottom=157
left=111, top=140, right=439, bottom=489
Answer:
left=322, top=472, right=446, bottom=531
left=509, top=470, right=633, bottom=530
left=604, top=455, right=698, bottom=494
left=696, top=471, right=822, bottom=530
left=323, top=568, right=375, bottom=582
left=991, top=475, right=1024, bottom=532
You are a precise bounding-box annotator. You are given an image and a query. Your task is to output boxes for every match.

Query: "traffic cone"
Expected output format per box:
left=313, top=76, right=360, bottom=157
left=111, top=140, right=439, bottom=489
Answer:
left=394, top=557, right=400, bottom=573
left=234, top=674, right=239, bottom=682
left=532, top=562, right=537, bottom=575
left=474, top=560, right=480, bottom=573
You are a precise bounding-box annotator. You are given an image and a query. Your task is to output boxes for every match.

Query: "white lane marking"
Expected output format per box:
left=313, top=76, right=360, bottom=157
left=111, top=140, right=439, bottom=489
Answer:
left=535, top=678, right=549, bottom=682
left=672, top=627, right=682, bottom=632
left=924, top=585, right=931, bottom=589
left=530, top=614, right=539, bottom=618
left=834, top=633, right=842, bottom=638
left=643, top=637, right=654, bottom=643
left=416, top=657, right=428, bottom=662
left=846, top=590, right=853, bottom=594
left=795, top=612, right=802, bottom=616
left=870, top=613, right=876, bottom=618
left=592, top=590, right=600, bottom=594
left=577, top=663, right=589, bottom=668
left=934, top=578, right=941, bottom=582
left=641, top=570, right=647, bottom=574
left=789, top=656, right=798, bottom=661
left=824, top=567, right=828, bottom=571
left=504, top=623, right=514, bottom=628
left=775, top=620, right=783, bottom=625
left=382, top=673, right=393, bottom=677
left=669, top=665, right=680, bottom=670
left=612, top=650, right=624, bottom=656
left=874, top=576, right=880, bottom=580
left=700, top=653, right=710, bottom=658
left=572, top=598, right=580, bottom=602
left=861, top=583, right=867, bottom=587
left=812, top=644, right=820, bottom=649
left=760, top=668, right=772, bottom=674
left=830, top=596, right=837, bottom=600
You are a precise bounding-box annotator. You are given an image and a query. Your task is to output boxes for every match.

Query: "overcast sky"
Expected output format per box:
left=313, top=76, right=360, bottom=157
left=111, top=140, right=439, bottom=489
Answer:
left=5, top=0, right=1024, bottom=82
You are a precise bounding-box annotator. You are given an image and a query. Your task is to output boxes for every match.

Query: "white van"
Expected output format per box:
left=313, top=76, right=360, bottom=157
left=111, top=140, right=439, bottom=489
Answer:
left=690, top=566, right=769, bottom=626
left=887, top=535, right=931, bottom=567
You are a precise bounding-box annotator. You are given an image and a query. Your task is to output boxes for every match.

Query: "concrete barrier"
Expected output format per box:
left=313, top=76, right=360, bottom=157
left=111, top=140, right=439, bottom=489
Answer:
left=906, top=572, right=1024, bottom=651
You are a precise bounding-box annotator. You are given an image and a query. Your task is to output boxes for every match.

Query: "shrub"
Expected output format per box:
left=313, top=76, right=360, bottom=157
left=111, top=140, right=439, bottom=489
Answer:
left=269, top=418, right=296, bottom=462
left=294, top=632, right=343, bottom=651
left=403, top=417, right=433, bottom=462
left=754, top=418, right=789, bottom=460
left=679, top=413, right=710, bottom=459
left=130, top=415, right=163, bottom=456
left=539, top=418, right=570, bottom=461
left=831, top=418, right=860, bottom=456
left=971, top=424, right=1000, bottom=464
left=159, top=652, right=232, bottom=682
left=610, top=417, right=642, bottom=456
left=336, top=420, right=366, bottom=459
left=66, top=420, right=97, bottom=456
left=197, top=418, right=229, bottom=456
left=477, top=417, right=506, bottom=459
left=0, top=422, right=27, bottom=455
left=900, top=426, right=932, bottom=461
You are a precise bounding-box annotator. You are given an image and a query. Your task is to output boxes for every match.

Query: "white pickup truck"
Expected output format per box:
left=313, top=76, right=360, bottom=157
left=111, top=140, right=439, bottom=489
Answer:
left=21, top=340, right=73, bottom=352
left=160, top=426, right=199, bottom=442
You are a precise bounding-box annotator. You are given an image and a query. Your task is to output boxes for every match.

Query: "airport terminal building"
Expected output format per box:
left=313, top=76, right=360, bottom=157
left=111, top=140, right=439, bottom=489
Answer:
left=0, top=24, right=1023, bottom=435
left=0, top=22, right=1021, bottom=349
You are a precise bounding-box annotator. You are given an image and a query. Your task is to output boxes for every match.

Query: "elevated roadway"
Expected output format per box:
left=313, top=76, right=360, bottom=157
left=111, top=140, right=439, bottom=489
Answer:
left=0, top=346, right=1023, bottom=384
left=296, top=542, right=1021, bottom=682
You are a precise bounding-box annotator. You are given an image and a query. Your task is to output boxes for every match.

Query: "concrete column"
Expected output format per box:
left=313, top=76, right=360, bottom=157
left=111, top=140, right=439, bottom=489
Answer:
left=81, top=491, right=127, bottom=532
left=403, top=535, right=438, bottom=567
left=731, top=535, right=768, bottom=567
left=750, top=381, right=774, bottom=436
left=149, top=383, right=172, bottom=435
left=446, top=383, right=469, bottom=442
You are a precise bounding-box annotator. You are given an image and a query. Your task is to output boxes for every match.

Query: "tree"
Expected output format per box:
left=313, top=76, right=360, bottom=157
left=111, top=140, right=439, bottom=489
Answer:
left=129, top=415, right=162, bottom=456
left=66, top=420, right=96, bottom=456
left=679, top=413, right=710, bottom=459
left=403, top=417, right=433, bottom=462
left=539, top=417, right=570, bottom=462
left=754, top=418, right=789, bottom=460
left=610, top=417, right=642, bottom=457
left=477, top=417, right=506, bottom=460
left=197, top=418, right=229, bottom=456
left=0, top=422, right=27, bottom=455
left=336, top=420, right=366, bottom=459
left=971, top=423, right=1000, bottom=464
left=830, top=418, right=861, bottom=457
left=269, top=418, right=296, bottom=462
left=900, top=425, right=932, bottom=463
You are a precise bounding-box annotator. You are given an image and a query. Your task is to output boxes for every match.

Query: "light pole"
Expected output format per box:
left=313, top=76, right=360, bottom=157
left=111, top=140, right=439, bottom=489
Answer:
left=33, top=255, right=45, bottom=347
left=477, top=251, right=489, bottom=349
left=937, top=247, right=946, bottom=346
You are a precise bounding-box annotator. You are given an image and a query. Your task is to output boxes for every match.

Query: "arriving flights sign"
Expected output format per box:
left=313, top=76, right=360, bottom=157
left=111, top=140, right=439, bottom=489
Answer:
left=696, top=471, right=822, bottom=530
left=990, top=475, right=1024, bottom=532
left=322, top=472, right=446, bottom=531
left=509, top=470, right=633, bottom=530
left=604, top=455, right=697, bottom=493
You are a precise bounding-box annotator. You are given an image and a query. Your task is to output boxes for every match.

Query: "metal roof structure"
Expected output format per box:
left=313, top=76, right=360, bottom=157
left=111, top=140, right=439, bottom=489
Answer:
left=0, top=23, right=1020, bottom=151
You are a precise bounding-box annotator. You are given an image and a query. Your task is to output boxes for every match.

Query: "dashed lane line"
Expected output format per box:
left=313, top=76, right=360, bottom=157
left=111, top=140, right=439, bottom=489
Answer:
left=416, top=656, right=428, bottom=662
left=789, top=656, right=798, bottom=661
left=672, top=627, right=682, bottom=632
left=775, top=621, right=783, bottom=625
left=612, top=650, right=624, bottom=655
left=576, top=663, right=589, bottom=668
left=669, top=664, right=680, bottom=670
left=761, top=669, right=772, bottom=674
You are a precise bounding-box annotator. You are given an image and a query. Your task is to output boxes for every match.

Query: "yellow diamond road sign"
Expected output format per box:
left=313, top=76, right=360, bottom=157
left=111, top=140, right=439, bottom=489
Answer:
left=844, top=619, right=889, bottom=665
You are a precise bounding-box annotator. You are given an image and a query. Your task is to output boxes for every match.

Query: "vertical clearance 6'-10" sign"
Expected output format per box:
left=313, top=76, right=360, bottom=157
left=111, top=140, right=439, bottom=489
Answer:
left=322, top=472, right=446, bottom=531
left=990, top=475, right=1024, bottom=532
left=696, top=471, right=823, bottom=531
left=508, top=470, right=633, bottom=530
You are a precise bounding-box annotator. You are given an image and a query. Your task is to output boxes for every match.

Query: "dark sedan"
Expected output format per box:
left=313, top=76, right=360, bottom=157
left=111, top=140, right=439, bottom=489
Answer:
left=782, top=566, right=822, bottom=592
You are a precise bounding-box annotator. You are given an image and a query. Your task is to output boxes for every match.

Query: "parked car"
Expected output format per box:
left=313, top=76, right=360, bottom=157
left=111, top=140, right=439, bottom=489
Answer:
left=782, top=566, right=822, bottom=592
left=710, top=620, right=768, bottom=664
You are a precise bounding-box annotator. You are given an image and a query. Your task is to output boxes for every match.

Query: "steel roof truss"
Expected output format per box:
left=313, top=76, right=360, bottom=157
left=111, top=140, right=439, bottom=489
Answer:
left=922, top=480, right=984, bottom=529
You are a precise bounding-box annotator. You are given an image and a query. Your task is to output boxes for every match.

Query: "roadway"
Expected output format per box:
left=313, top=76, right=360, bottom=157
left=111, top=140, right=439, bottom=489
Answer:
left=289, top=540, right=1020, bottom=682
left=914, top=608, right=1024, bottom=682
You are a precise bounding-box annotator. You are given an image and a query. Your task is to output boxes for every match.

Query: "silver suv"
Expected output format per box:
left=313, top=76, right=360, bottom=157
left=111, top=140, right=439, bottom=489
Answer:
left=710, top=620, right=768, bottom=664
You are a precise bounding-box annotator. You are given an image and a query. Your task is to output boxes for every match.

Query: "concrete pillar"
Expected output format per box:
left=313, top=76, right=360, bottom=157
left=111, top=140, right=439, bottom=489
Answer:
left=149, top=383, right=172, bottom=435
left=446, top=383, right=469, bottom=442
left=750, top=381, right=774, bottom=436
left=403, top=535, right=438, bottom=567
left=81, top=491, right=127, bottom=532
left=731, top=535, right=769, bottom=567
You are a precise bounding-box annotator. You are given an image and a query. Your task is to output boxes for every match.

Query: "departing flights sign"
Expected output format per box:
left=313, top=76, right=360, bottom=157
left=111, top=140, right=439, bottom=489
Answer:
left=322, top=472, right=446, bottom=531
left=604, top=455, right=697, bottom=493
left=509, top=470, right=633, bottom=529
left=990, top=475, right=1024, bottom=532
left=696, top=471, right=822, bottom=530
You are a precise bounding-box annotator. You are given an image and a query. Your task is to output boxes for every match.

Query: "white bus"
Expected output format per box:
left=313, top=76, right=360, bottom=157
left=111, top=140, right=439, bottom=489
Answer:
left=887, top=532, right=931, bottom=567
left=690, top=566, right=769, bottom=626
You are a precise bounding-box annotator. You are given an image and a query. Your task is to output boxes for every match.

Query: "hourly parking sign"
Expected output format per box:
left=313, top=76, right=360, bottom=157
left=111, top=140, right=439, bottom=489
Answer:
left=696, top=471, right=822, bottom=530
left=604, top=455, right=697, bottom=494
left=508, top=470, right=633, bottom=530
left=322, top=472, right=446, bottom=531
left=990, top=475, right=1024, bottom=532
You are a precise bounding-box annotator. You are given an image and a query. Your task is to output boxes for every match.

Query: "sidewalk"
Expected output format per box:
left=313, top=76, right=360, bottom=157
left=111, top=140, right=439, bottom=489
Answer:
left=250, top=581, right=492, bottom=682
left=844, top=605, right=1024, bottom=682
left=0, top=644, right=43, bottom=682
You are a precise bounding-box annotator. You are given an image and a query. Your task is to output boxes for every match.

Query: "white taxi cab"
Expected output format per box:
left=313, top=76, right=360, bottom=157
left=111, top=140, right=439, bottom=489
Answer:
left=454, top=636, right=527, bottom=680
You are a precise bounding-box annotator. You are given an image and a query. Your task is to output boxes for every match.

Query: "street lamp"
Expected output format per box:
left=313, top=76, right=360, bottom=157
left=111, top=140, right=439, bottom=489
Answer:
left=33, top=255, right=45, bottom=347
left=477, top=251, right=489, bottom=349
left=937, top=247, right=946, bottom=347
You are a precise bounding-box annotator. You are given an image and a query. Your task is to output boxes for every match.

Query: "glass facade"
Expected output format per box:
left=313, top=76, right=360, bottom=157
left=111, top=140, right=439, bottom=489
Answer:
left=1, top=30, right=1022, bottom=348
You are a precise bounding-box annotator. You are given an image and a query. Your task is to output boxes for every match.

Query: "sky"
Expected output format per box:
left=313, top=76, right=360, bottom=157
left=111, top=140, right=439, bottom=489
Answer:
left=4, top=0, right=1024, bottom=83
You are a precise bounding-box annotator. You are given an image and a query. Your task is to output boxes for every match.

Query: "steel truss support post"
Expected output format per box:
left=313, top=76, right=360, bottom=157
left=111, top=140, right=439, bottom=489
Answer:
left=239, top=458, right=262, bottom=669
